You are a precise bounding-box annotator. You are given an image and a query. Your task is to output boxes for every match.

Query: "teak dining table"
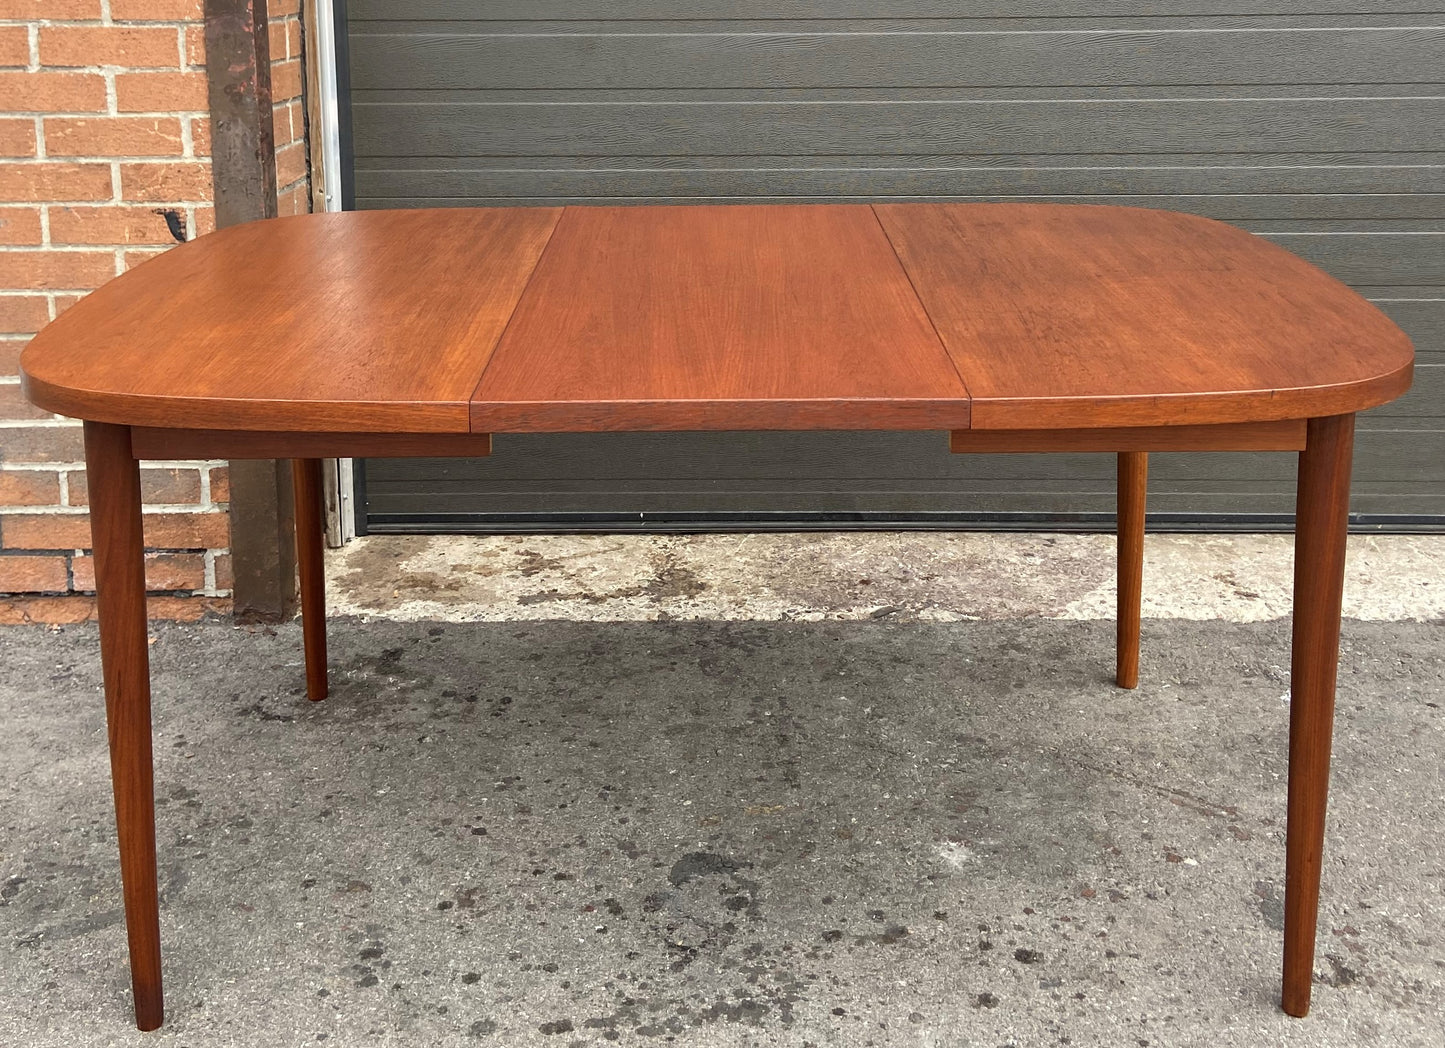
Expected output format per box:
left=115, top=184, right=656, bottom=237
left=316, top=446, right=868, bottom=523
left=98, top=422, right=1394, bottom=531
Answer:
left=19, top=202, right=1414, bottom=1030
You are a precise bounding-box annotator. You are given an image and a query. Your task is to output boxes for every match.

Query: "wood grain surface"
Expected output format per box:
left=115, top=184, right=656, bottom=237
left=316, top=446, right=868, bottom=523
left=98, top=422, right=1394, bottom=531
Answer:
left=128, top=429, right=495, bottom=460
left=22, top=208, right=560, bottom=432
left=876, top=203, right=1414, bottom=429
left=22, top=203, right=1414, bottom=435
left=1282, top=412, right=1356, bottom=1017
left=1115, top=451, right=1148, bottom=690
left=470, top=204, right=970, bottom=431
left=947, top=420, right=1306, bottom=454
left=82, top=421, right=164, bottom=1030
left=292, top=458, right=328, bottom=703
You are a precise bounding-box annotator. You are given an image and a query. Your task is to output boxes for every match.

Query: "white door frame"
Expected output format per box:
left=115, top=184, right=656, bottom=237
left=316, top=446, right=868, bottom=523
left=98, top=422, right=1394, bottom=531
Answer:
left=311, top=0, right=355, bottom=545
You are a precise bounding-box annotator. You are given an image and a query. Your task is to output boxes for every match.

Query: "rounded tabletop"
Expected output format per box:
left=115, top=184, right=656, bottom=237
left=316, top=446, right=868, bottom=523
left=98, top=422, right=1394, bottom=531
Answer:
left=21, top=203, right=1413, bottom=434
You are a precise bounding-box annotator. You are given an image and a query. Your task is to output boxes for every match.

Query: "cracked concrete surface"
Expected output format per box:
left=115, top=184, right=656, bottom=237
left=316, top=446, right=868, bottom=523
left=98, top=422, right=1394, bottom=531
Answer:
left=1, top=532, right=1442, bottom=1047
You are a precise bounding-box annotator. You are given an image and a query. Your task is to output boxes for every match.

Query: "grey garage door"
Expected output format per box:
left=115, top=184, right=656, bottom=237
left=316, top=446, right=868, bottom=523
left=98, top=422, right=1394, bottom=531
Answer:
left=341, top=1, right=1444, bottom=532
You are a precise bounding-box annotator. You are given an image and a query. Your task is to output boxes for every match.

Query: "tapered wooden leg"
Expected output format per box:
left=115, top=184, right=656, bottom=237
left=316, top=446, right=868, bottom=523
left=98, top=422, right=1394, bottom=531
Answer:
left=1116, top=451, right=1147, bottom=689
left=1282, top=413, right=1355, bottom=1017
left=292, top=458, right=328, bottom=701
left=84, top=421, right=163, bottom=1031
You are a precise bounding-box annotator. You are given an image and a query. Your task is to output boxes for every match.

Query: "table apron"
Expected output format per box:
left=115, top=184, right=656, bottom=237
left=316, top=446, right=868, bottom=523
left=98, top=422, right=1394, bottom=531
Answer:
left=130, top=419, right=1306, bottom=461
left=950, top=420, right=1307, bottom=454
left=129, top=429, right=494, bottom=460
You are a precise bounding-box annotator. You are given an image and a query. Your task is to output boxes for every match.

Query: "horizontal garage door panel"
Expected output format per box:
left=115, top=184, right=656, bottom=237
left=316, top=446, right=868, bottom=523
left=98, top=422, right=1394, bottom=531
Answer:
left=349, top=2, right=1445, bottom=19
left=1372, top=299, right=1445, bottom=362
left=356, top=175, right=1445, bottom=214
left=1259, top=234, right=1445, bottom=286
left=353, top=97, right=1445, bottom=159
left=361, top=429, right=1444, bottom=527
left=349, top=28, right=1445, bottom=91
left=348, top=4, right=1443, bottom=528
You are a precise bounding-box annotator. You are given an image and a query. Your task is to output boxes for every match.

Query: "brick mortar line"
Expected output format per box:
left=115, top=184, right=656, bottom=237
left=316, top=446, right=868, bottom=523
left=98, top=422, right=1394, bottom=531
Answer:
left=1, top=461, right=226, bottom=470
left=1, top=156, right=210, bottom=160
left=4, top=503, right=228, bottom=513
left=0, top=110, right=195, bottom=116
left=35, top=65, right=189, bottom=72
left=31, top=113, right=210, bottom=120
left=0, top=244, right=203, bottom=252
left=0, top=21, right=201, bottom=26
left=0, top=22, right=198, bottom=27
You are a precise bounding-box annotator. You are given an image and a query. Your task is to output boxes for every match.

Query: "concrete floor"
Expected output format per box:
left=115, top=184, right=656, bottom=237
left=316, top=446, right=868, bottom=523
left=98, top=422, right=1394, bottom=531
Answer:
left=1, top=533, right=1442, bottom=1047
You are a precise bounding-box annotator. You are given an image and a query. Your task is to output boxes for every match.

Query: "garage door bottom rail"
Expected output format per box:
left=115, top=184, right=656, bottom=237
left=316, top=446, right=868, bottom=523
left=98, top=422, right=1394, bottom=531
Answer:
left=358, top=510, right=1445, bottom=536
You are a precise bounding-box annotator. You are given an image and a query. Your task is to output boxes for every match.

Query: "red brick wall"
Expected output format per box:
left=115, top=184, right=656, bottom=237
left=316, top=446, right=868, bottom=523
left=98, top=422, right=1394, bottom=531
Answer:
left=270, top=0, right=307, bottom=216
left=0, top=0, right=309, bottom=624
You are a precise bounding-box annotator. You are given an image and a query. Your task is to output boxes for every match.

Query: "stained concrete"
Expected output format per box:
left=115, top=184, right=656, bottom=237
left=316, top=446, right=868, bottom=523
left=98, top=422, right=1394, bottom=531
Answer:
left=327, top=533, right=1445, bottom=624
left=1, top=533, right=1443, bottom=1046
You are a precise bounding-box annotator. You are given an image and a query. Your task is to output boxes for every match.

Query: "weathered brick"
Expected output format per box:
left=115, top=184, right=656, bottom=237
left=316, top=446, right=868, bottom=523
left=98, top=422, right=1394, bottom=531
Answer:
left=0, top=382, right=49, bottom=420
left=0, top=554, right=69, bottom=593
left=0, top=118, right=37, bottom=157
left=0, top=72, right=107, bottom=113
left=151, top=552, right=207, bottom=590
left=184, top=24, right=205, bottom=67
left=72, top=551, right=206, bottom=592
left=49, top=205, right=183, bottom=246
left=52, top=292, right=86, bottom=316
left=271, top=101, right=292, bottom=148
left=276, top=140, right=306, bottom=189
left=188, top=116, right=211, bottom=156
left=0, top=250, right=115, bottom=291
left=116, top=71, right=208, bottom=113
left=122, top=246, right=168, bottom=271
left=0, top=424, right=85, bottom=464
left=0, top=206, right=42, bottom=246
left=71, top=466, right=202, bottom=506
left=289, top=100, right=305, bottom=144
left=149, top=553, right=207, bottom=591
left=268, top=0, right=302, bottom=18
left=0, top=0, right=102, bottom=17
left=1, top=513, right=227, bottom=556
left=191, top=204, right=215, bottom=237
left=111, top=0, right=204, bottom=19
left=1, top=512, right=92, bottom=550
left=0, top=27, right=29, bottom=69
left=144, top=595, right=230, bottom=621
left=271, top=58, right=302, bottom=103
left=0, top=162, right=113, bottom=203
left=0, top=470, right=60, bottom=506
left=0, top=296, right=48, bottom=334
left=40, top=26, right=181, bottom=70
left=208, top=466, right=229, bottom=503
left=268, top=20, right=289, bottom=62
left=277, top=182, right=308, bottom=217
left=0, top=335, right=26, bottom=372
left=213, top=552, right=232, bottom=590
left=119, top=160, right=211, bottom=202
left=45, top=116, right=185, bottom=158
left=0, top=595, right=96, bottom=625
left=142, top=511, right=229, bottom=549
